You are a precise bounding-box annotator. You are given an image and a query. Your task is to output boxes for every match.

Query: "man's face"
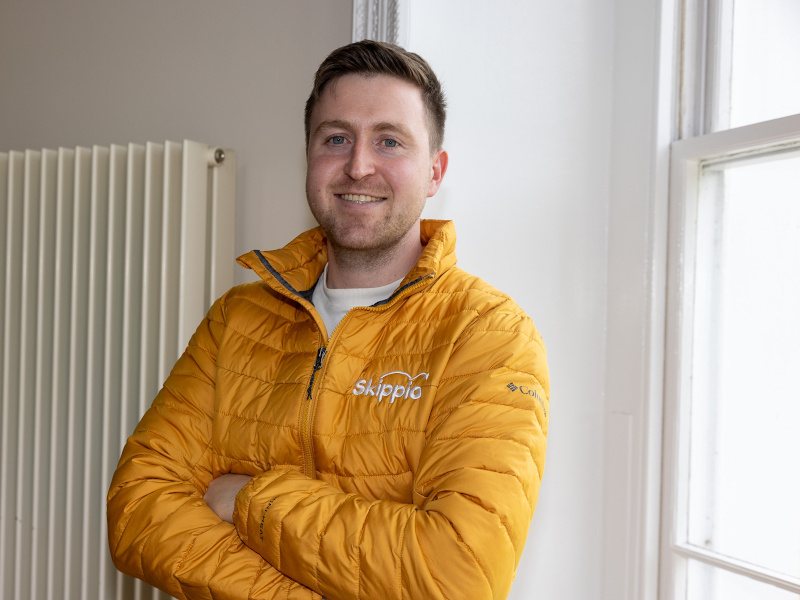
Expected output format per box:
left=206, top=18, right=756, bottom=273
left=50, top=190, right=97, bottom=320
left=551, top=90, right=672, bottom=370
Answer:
left=305, top=73, right=447, bottom=257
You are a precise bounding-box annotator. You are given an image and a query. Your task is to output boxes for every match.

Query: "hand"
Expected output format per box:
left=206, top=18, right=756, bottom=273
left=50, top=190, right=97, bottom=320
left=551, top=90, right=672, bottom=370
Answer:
left=204, top=473, right=252, bottom=523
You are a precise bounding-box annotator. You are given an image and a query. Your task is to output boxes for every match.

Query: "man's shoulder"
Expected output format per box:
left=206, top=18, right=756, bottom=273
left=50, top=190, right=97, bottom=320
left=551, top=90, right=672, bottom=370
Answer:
left=217, top=280, right=270, bottom=301
left=425, top=266, right=530, bottom=321
left=433, top=266, right=515, bottom=302
left=211, top=280, right=291, bottom=318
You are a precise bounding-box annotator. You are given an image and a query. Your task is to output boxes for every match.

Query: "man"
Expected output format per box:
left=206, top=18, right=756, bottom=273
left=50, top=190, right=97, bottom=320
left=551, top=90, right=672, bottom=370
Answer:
left=108, top=40, right=549, bottom=600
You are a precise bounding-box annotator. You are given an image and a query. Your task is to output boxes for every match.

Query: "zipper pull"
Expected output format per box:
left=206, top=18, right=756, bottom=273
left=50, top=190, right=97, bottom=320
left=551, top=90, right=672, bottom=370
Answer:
left=306, top=347, right=327, bottom=400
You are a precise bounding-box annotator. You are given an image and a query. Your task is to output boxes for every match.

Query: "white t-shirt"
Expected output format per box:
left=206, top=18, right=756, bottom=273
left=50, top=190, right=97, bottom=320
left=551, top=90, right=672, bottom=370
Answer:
left=311, top=264, right=403, bottom=337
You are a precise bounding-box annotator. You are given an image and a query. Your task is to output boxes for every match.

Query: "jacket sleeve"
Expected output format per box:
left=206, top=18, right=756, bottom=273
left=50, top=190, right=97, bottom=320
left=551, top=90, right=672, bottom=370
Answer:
left=106, top=294, right=321, bottom=600
left=233, top=300, right=549, bottom=600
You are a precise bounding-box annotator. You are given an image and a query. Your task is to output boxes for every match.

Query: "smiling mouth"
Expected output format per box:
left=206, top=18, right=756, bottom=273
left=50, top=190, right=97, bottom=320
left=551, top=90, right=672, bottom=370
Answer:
left=338, top=193, right=387, bottom=204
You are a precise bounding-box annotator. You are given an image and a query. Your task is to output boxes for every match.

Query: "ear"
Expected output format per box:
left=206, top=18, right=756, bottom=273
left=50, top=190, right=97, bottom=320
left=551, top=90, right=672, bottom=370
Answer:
left=426, top=149, right=449, bottom=197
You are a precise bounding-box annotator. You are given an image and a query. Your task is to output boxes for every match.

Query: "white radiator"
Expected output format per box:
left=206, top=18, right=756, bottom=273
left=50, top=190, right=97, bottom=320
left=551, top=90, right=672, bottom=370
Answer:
left=0, top=140, right=236, bottom=600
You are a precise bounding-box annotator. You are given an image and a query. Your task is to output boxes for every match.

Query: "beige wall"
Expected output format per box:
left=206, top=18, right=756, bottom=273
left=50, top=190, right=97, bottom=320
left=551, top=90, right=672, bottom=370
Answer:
left=0, top=0, right=352, bottom=279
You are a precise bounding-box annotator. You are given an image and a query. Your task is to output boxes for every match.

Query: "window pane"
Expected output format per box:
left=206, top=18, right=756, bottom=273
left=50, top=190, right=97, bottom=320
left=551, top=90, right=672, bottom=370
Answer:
left=714, top=0, right=800, bottom=129
left=687, top=151, right=800, bottom=579
left=687, top=560, right=800, bottom=600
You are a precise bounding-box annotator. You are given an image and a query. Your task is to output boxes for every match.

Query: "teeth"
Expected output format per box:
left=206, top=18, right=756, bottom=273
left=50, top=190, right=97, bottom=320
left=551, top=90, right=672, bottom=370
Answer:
left=340, top=193, right=384, bottom=203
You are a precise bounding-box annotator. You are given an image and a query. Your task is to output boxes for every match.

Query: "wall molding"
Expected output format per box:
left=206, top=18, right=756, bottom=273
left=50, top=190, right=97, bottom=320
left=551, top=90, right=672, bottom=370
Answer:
left=602, top=0, right=680, bottom=598
left=352, top=0, right=408, bottom=46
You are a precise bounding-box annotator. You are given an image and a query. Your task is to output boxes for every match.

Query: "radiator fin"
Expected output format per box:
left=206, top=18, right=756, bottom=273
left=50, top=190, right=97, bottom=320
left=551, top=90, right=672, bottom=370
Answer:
left=0, top=140, right=235, bottom=600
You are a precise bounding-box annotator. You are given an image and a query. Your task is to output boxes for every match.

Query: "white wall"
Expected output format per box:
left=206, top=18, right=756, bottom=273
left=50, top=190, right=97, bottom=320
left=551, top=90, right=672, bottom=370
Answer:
left=407, top=1, right=615, bottom=597
left=0, top=0, right=352, bottom=274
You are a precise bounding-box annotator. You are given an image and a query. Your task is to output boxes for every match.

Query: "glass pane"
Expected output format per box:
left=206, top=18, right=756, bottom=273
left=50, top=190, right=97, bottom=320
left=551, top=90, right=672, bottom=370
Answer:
left=687, top=151, right=800, bottom=579
left=687, top=560, right=800, bottom=600
left=714, top=0, right=800, bottom=129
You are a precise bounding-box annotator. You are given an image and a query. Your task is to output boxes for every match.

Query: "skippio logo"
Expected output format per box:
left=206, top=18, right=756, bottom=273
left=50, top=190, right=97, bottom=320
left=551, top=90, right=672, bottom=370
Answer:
left=352, top=370, right=430, bottom=404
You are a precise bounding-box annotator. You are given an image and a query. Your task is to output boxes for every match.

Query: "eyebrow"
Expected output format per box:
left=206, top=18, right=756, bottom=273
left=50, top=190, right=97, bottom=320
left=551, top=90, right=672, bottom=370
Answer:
left=313, top=119, right=352, bottom=136
left=374, top=121, right=414, bottom=140
left=313, top=119, right=415, bottom=141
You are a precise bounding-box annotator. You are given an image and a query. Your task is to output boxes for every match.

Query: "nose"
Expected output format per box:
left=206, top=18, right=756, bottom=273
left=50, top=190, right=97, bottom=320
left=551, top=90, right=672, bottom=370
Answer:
left=344, top=140, right=375, bottom=180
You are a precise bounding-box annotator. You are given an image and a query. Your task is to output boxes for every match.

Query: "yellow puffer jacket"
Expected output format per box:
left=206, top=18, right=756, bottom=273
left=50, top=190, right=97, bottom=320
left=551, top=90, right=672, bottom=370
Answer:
left=108, top=220, right=549, bottom=600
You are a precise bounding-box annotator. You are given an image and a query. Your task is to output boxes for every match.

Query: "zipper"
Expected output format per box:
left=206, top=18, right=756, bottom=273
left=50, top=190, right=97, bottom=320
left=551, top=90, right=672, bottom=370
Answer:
left=370, top=274, right=434, bottom=307
left=299, top=346, right=326, bottom=477
left=306, top=347, right=327, bottom=399
left=253, top=250, right=331, bottom=479
left=252, top=250, right=325, bottom=476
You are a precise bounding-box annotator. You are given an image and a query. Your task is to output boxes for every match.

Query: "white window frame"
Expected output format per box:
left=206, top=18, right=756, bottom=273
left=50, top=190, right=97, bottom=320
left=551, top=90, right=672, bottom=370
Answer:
left=660, top=112, right=800, bottom=598
left=658, top=0, right=800, bottom=594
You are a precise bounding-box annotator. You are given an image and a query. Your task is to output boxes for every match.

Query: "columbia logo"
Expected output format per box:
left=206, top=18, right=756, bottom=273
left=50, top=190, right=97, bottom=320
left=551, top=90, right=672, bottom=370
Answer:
left=352, top=370, right=430, bottom=403
left=507, top=382, right=546, bottom=414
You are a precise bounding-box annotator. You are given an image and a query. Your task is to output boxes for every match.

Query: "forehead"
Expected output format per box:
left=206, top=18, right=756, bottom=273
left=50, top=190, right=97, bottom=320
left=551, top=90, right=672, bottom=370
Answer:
left=311, top=73, right=429, bottom=137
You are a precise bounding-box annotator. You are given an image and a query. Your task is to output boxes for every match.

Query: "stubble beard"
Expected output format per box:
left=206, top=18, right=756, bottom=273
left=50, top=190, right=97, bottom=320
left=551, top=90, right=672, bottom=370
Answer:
left=311, top=201, right=424, bottom=273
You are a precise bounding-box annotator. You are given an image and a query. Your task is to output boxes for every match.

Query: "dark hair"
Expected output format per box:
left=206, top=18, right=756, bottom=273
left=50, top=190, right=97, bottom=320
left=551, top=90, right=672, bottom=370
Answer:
left=305, top=40, right=446, bottom=151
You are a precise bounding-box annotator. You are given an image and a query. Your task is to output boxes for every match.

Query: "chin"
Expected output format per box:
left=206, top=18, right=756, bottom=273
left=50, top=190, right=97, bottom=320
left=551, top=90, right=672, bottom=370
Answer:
left=330, top=234, right=383, bottom=252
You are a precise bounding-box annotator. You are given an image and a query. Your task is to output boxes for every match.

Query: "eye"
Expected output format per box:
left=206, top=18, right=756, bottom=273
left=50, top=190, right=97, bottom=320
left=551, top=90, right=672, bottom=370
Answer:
left=382, top=138, right=399, bottom=148
left=328, top=135, right=347, bottom=145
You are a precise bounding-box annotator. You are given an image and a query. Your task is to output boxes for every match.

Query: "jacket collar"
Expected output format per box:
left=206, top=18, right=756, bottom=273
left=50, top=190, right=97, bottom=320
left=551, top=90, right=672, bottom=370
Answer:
left=237, top=219, right=457, bottom=297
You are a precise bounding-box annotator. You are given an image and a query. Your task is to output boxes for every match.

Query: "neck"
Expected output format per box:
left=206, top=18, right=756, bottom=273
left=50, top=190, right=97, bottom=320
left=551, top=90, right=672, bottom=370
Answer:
left=325, top=223, right=423, bottom=289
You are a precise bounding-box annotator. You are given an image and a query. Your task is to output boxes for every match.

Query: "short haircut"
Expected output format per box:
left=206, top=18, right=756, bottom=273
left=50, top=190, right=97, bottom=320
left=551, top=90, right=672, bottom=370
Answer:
left=305, top=40, right=447, bottom=152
